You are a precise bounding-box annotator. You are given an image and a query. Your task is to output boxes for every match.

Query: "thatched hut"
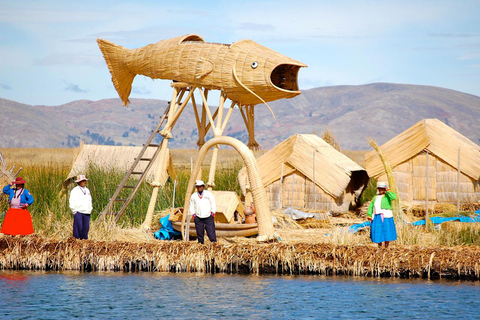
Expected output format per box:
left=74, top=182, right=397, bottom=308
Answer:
left=63, top=144, right=177, bottom=187
left=238, top=134, right=369, bottom=212
left=365, top=119, right=480, bottom=204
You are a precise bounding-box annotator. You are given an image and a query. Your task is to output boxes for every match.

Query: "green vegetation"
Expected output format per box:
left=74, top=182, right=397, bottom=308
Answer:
left=359, top=177, right=377, bottom=205
left=1, top=160, right=479, bottom=246
left=0, top=162, right=243, bottom=236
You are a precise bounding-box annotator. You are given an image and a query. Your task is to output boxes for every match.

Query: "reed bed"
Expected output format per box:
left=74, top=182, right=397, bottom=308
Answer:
left=1, top=149, right=480, bottom=279
left=1, top=235, right=480, bottom=280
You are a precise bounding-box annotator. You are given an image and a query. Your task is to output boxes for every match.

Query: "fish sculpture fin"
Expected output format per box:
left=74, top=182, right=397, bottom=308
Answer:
left=97, top=38, right=136, bottom=106
left=195, top=58, right=215, bottom=79
left=232, top=62, right=276, bottom=120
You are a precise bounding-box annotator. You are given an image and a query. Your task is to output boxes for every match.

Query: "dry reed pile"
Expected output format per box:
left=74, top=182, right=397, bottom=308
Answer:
left=1, top=235, right=479, bottom=280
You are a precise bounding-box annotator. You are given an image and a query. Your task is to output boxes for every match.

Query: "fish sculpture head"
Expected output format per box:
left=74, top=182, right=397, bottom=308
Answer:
left=227, top=39, right=307, bottom=106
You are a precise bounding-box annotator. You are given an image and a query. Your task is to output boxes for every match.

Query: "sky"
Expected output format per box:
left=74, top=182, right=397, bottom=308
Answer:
left=1, top=0, right=480, bottom=106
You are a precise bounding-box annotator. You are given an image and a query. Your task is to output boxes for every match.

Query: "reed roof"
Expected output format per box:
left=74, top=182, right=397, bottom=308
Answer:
left=211, top=191, right=244, bottom=223
left=64, top=144, right=176, bottom=187
left=365, top=119, right=480, bottom=180
left=239, top=134, right=366, bottom=198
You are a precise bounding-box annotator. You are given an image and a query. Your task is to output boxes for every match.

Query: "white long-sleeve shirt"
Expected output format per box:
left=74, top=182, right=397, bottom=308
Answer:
left=189, top=190, right=216, bottom=218
left=373, top=195, right=393, bottom=219
left=69, top=186, right=93, bottom=214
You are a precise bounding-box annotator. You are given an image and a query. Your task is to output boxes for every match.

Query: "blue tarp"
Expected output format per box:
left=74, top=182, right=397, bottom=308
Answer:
left=154, top=214, right=181, bottom=240
left=412, top=212, right=480, bottom=225
left=348, top=221, right=371, bottom=233
left=349, top=210, right=480, bottom=233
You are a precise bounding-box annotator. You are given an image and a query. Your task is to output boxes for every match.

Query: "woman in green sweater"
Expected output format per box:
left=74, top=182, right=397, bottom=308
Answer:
left=367, top=181, right=397, bottom=248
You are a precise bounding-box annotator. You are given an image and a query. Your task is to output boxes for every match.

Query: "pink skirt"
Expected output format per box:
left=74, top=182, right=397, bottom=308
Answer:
left=1, top=208, right=34, bottom=235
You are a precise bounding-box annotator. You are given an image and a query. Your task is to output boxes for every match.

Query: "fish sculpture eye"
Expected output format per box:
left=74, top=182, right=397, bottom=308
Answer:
left=251, top=61, right=258, bottom=69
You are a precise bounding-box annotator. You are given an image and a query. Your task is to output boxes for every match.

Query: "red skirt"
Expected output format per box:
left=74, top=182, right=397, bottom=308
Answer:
left=0, top=208, right=34, bottom=235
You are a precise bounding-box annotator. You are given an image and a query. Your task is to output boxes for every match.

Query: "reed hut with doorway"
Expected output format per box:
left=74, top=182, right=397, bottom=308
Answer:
left=365, top=119, right=480, bottom=205
left=238, top=134, right=369, bottom=212
left=63, top=144, right=177, bottom=187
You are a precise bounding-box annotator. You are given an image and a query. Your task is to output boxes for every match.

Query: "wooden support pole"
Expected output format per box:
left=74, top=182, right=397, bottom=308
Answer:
left=220, top=101, right=236, bottom=133
left=198, top=88, right=216, bottom=130
left=278, top=163, right=284, bottom=210
left=425, top=150, right=430, bottom=231
left=207, top=93, right=226, bottom=190
left=313, top=151, right=316, bottom=210
left=290, top=174, right=295, bottom=209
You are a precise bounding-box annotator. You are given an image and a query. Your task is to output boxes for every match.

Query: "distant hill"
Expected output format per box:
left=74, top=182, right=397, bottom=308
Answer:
left=1, top=83, right=479, bottom=150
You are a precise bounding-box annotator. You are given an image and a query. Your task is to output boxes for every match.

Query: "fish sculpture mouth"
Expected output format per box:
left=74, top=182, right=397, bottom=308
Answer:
left=270, top=64, right=302, bottom=92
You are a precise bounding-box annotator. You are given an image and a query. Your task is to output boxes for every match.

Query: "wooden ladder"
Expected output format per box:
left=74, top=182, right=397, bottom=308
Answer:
left=98, top=105, right=170, bottom=222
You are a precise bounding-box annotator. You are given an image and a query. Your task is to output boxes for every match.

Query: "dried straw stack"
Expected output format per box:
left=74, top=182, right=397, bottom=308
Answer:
left=1, top=236, right=480, bottom=280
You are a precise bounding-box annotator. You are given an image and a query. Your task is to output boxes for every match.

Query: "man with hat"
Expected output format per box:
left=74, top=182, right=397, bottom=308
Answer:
left=367, top=181, right=397, bottom=248
left=69, top=175, right=93, bottom=240
left=189, top=180, right=217, bottom=244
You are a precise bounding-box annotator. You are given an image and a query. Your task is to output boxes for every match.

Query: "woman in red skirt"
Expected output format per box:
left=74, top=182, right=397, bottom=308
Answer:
left=1, top=177, right=34, bottom=235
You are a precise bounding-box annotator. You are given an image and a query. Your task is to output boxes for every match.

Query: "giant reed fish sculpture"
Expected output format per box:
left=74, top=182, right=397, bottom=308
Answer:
left=97, top=34, right=307, bottom=106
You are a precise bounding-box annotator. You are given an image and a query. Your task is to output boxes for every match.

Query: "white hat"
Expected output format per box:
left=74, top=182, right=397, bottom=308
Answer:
left=75, top=175, right=89, bottom=183
left=195, top=180, right=205, bottom=187
left=376, top=181, right=388, bottom=189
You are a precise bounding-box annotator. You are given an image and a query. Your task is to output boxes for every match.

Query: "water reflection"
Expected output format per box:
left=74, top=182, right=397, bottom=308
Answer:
left=0, top=271, right=478, bottom=319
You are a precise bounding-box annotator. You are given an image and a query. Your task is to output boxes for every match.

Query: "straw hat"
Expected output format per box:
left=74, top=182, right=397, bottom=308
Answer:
left=75, top=175, right=89, bottom=183
left=195, top=180, right=205, bottom=187
left=13, top=177, right=26, bottom=184
left=376, top=181, right=388, bottom=189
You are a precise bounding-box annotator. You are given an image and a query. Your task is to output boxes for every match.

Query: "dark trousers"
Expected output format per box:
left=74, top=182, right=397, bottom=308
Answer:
left=73, top=212, right=90, bottom=240
left=194, top=215, right=216, bottom=244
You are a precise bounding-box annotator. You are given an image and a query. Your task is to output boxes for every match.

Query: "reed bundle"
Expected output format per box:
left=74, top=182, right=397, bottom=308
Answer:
left=1, top=235, right=480, bottom=280
left=369, top=138, right=405, bottom=222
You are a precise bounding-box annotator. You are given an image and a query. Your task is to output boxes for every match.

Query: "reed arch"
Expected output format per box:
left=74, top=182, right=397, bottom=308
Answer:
left=182, top=136, right=275, bottom=241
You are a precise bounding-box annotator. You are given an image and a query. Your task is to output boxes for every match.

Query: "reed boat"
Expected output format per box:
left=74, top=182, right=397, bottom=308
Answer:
left=171, top=221, right=258, bottom=238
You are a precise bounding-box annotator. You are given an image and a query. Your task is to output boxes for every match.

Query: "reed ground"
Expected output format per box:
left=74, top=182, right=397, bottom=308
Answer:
left=1, top=148, right=479, bottom=248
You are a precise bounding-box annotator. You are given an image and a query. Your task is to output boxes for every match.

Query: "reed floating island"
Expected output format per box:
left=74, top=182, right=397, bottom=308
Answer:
left=1, top=235, right=480, bottom=280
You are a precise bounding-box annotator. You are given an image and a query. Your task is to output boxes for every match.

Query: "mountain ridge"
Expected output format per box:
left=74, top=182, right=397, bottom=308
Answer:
left=1, top=82, right=479, bottom=150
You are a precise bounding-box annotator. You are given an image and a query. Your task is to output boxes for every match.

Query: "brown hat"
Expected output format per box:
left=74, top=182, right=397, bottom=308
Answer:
left=13, top=177, right=26, bottom=184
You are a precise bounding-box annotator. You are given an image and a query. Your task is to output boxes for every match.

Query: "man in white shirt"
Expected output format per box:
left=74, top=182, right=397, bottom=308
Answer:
left=69, top=175, right=93, bottom=240
left=189, top=180, right=216, bottom=244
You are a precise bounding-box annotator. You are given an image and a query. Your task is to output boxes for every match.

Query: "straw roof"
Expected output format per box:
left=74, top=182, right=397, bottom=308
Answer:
left=211, top=191, right=245, bottom=223
left=64, top=144, right=176, bottom=187
left=365, top=119, right=480, bottom=180
left=238, top=134, right=367, bottom=199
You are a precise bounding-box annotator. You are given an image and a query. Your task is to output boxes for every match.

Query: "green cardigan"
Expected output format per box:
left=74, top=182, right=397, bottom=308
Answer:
left=367, top=191, right=397, bottom=218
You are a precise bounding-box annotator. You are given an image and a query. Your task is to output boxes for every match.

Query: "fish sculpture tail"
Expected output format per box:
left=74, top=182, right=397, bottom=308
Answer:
left=97, top=38, right=136, bottom=106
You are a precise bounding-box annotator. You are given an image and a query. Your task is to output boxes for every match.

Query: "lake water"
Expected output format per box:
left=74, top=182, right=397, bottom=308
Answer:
left=0, top=271, right=479, bottom=319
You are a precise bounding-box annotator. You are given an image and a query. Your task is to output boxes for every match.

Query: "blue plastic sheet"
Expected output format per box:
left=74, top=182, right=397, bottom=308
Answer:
left=349, top=211, right=480, bottom=233
left=154, top=214, right=182, bottom=240
left=348, top=221, right=371, bottom=233
left=412, top=212, right=480, bottom=226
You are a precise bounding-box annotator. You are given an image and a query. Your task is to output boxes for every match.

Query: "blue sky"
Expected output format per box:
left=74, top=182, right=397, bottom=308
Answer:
left=1, top=0, right=479, bottom=106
